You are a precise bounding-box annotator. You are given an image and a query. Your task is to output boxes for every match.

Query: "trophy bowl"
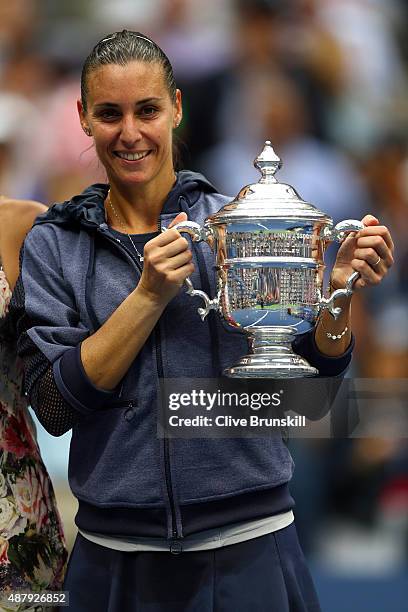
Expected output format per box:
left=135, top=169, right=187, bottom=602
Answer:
left=173, top=141, right=363, bottom=378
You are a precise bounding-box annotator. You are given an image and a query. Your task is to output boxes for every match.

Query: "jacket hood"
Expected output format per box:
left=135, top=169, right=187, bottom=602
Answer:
left=34, top=170, right=218, bottom=229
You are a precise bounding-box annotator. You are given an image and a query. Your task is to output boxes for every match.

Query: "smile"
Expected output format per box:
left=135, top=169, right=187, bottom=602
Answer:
left=115, top=150, right=152, bottom=161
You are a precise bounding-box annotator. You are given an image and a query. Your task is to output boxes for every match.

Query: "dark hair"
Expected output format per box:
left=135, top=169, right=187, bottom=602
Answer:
left=80, top=30, right=177, bottom=112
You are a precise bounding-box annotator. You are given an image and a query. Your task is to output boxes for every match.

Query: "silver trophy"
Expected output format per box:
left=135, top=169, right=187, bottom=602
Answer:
left=174, top=141, right=363, bottom=378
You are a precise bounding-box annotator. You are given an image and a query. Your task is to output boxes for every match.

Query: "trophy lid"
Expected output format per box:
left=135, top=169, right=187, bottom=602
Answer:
left=208, top=141, right=332, bottom=224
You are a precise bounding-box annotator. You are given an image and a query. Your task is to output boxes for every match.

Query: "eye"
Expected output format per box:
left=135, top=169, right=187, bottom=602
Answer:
left=96, top=109, right=121, bottom=121
left=140, top=106, right=158, bottom=117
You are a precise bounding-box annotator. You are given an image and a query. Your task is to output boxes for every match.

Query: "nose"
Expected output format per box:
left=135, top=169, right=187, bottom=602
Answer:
left=120, top=114, right=142, bottom=146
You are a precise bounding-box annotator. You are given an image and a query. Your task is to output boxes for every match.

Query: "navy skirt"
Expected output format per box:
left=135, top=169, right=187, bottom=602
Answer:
left=64, top=523, right=321, bottom=611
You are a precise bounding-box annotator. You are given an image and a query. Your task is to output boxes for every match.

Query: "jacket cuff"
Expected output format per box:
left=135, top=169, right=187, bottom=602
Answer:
left=292, top=329, right=354, bottom=377
left=53, top=344, right=119, bottom=415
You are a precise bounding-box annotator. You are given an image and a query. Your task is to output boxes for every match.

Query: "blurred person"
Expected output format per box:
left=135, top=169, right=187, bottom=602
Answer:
left=284, top=0, right=344, bottom=97
left=33, top=79, right=105, bottom=204
left=0, top=197, right=67, bottom=603
left=175, top=0, right=293, bottom=167
left=211, top=0, right=343, bottom=148
left=358, top=135, right=408, bottom=377
left=314, top=0, right=408, bottom=152
left=0, top=0, right=38, bottom=60
left=0, top=93, right=41, bottom=200
left=282, top=0, right=346, bottom=143
left=1, top=52, right=56, bottom=103
left=152, top=0, right=232, bottom=80
left=7, top=29, right=395, bottom=611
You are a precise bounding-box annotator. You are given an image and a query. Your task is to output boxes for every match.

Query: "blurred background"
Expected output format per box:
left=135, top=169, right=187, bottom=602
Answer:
left=1, top=0, right=407, bottom=609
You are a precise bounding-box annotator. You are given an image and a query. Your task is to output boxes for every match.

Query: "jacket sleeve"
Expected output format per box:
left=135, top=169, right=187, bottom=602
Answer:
left=10, top=225, right=118, bottom=435
left=293, top=328, right=354, bottom=377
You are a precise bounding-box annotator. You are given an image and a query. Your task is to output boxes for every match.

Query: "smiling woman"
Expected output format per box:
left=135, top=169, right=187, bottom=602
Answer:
left=77, top=34, right=182, bottom=233
left=8, top=30, right=394, bottom=612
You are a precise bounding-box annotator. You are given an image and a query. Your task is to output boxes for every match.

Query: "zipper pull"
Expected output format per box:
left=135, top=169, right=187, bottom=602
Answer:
left=169, top=540, right=183, bottom=555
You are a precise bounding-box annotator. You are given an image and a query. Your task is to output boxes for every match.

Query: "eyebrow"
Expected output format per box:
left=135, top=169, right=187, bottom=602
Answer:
left=93, top=97, right=163, bottom=109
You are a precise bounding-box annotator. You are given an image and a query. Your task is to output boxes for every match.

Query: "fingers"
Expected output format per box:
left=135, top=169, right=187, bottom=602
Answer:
left=153, top=227, right=187, bottom=247
left=144, top=232, right=193, bottom=279
left=164, top=248, right=193, bottom=270
left=146, top=213, right=193, bottom=261
left=351, top=245, right=392, bottom=286
left=145, top=234, right=190, bottom=259
left=352, top=243, right=393, bottom=287
left=151, top=211, right=190, bottom=247
left=353, top=248, right=383, bottom=270
left=168, top=212, right=188, bottom=229
left=361, top=214, right=379, bottom=227
left=344, top=217, right=394, bottom=288
left=357, top=223, right=394, bottom=252
left=168, top=261, right=195, bottom=282
left=353, top=276, right=369, bottom=290
left=350, top=257, right=382, bottom=286
left=163, top=235, right=191, bottom=258
left=353, top=240, right=394, bottom=268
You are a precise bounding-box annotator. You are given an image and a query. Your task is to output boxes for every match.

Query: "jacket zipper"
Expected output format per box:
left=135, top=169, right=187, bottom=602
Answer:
left=96, top=224, right=180, bottom=543
left=155, top=215, right=183, bottom=544
left=155, top=323, right=179, bottom=542
left=156, top=209, right=180, bottom=540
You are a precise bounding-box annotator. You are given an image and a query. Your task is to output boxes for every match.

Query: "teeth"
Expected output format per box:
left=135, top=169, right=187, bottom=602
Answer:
left=116, top=151, right=149, bottom=161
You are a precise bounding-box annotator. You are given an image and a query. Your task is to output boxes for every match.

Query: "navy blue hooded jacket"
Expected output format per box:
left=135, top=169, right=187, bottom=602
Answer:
left=10, top=171, right=353, bottom=541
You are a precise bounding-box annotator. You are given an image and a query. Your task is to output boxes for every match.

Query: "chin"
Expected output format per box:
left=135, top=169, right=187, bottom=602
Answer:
left=114, top=169, right=153, bottom=185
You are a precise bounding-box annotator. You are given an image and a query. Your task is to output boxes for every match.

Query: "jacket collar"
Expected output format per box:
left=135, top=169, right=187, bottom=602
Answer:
left=34, top=171, right=218, bottom=230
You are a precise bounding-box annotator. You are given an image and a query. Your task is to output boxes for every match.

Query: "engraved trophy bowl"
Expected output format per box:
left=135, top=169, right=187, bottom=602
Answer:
left=172, top=141, right=364, bottom=378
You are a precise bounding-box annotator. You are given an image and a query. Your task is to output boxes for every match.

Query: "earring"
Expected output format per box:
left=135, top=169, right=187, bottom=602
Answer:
left=83, top=127, right=92, bottom=137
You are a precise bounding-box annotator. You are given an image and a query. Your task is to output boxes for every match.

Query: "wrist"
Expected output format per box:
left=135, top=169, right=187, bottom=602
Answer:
left=327, top=278, right=353, bottom=307
left=134, top=284, right=167, bottom=312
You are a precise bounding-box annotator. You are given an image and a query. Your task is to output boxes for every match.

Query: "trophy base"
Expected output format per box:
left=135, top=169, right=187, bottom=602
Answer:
left=224, top=327, right=318, bottom=379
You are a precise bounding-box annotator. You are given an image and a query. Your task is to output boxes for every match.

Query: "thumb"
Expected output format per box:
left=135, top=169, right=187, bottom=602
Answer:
left=361, top=214, right=379, bottom=227
left=168, top=211, right=188, bottom=229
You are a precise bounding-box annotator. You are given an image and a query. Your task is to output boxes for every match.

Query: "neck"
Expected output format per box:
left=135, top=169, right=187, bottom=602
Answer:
left=107, top=171, right=177, bottom=233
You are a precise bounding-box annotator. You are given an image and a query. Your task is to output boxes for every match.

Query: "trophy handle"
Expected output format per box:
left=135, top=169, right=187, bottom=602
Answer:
left=321, top=219, right=365, bottom=243
left=319, top=219, right=365, bottom=319
left=319, top=271, right=360, bottom=319
left=167, top=221, right=219, bottom=321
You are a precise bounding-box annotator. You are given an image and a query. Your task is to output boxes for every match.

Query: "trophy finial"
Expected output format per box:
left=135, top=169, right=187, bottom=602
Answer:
left=254, top=140, right=282, bottom=183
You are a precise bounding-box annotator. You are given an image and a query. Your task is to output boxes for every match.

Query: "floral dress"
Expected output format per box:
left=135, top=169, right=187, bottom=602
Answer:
left=0, top=267, right=67, bottom=611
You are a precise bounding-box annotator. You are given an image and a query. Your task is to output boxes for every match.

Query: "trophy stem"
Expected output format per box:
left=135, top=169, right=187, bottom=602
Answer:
left=224, top=327, right=318, bottom=378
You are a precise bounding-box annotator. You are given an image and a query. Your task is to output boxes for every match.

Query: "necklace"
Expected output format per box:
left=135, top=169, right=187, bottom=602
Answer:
left=105, top=189, right=144, bottom=263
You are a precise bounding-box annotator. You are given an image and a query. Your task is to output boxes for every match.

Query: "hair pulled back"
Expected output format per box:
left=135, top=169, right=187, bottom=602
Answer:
left=81, top=30, right=177, bottom=112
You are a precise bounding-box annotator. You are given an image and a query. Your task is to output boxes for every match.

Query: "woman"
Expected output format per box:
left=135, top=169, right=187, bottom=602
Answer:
left=10, top=31, right=394, bottom=611
left=0, top=197, right=67, bottom=605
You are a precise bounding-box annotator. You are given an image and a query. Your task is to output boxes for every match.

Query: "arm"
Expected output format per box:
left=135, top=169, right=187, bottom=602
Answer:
left=314, top=215, right=394, bottom=357
left=0, top=197, right=47, bottom=289
left=13, top=212, right=193, bottom=436
left=9, top=227, right=91, bottom=435
left=80, top=211, right=193, bottom=389
left=292, top=215, right=393, bottom=377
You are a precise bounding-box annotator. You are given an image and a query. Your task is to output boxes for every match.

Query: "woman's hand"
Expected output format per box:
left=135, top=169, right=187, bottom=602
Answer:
left=138, top=212, right=194, bottom=305
left=330, top=215, right=394, bottom=291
